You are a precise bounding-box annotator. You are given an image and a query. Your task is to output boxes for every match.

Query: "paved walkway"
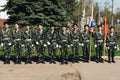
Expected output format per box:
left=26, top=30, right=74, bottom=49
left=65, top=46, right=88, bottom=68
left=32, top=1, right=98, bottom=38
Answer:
left=0, top=60, right=120, bottom=80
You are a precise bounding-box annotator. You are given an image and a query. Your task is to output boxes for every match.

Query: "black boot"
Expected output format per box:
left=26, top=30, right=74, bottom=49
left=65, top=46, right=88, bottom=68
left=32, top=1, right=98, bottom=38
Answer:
left=4, top=58, right=7, bottom=64
left=108, top=57, right=111, bottom=63
left=26, top=58, right=32, bottom=64
left=18, top=58, right=21, bottom=64
left=7, top=58, right=10, bottom=64
left=15, top=58, right=19, bottom=64
left=112, top=57, right=115, bottom=63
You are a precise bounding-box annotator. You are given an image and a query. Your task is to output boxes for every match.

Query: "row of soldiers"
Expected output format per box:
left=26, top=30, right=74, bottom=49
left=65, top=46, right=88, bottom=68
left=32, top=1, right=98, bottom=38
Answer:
left=0, top=23, right=118, bottom=64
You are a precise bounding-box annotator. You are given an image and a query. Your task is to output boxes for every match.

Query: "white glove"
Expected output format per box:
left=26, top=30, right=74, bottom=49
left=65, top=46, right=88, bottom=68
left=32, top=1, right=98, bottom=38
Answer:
left=79, top=43, right=81, bottom=46
left=8, top=43, right=11, bottom=46
left=44, top=44, right=47, bottom=47
left=47, top=42, right=50, bottom=45
left=56, top=44, right=58, bottom=48
left=81, top=43, right=84, bottom=46
left=114, top=46, right=117, bottom=49
left=36, top=41, right=39, bottom=45
left=1, top=43, right=3, bottom=46
left=68, top=45, right=70, bottom=47
left=58, top=45, right=61, bottom=48
left=95, top=45, right=97, bottom=48
left=107, top=47, right=110, bottom=49
left=70, top=44, right=73, bottom=46
left=32, top=44, right=34, bottom=47
left=21, top=44, right=25, bottom=47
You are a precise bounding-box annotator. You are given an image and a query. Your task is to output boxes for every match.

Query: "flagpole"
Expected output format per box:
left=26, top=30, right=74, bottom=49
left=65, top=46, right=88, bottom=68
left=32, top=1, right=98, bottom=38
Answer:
left=89, top=31, right=92, bottom=62
left=103, top=37, right=106, bottom=57
left=89, top=3, right=94, bottom=62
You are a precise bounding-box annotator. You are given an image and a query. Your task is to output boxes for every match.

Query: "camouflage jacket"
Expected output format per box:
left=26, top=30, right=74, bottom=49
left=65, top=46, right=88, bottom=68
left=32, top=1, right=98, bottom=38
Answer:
left=81, top=31, right=90, bottom=43
left=106, top=32, right=117, bottom=46
left=93, top=31, right=104, bottom=44
left=46, top=30, right=58, bottom=44
left=70, top=29, right=81, bottom=42
left=1, top=28, right=11, bottom=42
left=58, top=30, right=70, bottom=43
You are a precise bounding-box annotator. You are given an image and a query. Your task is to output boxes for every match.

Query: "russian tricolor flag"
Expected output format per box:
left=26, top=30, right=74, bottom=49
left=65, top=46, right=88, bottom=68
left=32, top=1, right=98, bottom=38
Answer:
left=89, top=4, right=94, bottom=32
left=89, top=19, right=94, bottom=28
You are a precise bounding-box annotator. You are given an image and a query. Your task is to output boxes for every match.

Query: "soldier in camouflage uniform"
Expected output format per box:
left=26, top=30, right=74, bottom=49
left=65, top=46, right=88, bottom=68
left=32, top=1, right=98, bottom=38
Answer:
left=106, top=27, right=117, bottom=63
left=81, top=25, right=90, bottom=62
left=1, top=23, right=12, bottom=64
left=59, top=26, right=69, bottom=64
left=93, top=25, right=104, bottom=63
left=46, top=26, right=57, bottom=63
left=23, top=24, right=33, bottom=64
left=12, top=24, right=23, bottom=64
left=70, top=24, right=81, bottom=63
left=34, top=24, right=45, bottom=64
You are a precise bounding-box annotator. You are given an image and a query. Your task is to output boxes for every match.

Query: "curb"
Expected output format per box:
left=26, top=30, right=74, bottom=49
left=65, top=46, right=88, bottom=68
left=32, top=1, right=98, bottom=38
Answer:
left=102, top=56, right=120, bottom=59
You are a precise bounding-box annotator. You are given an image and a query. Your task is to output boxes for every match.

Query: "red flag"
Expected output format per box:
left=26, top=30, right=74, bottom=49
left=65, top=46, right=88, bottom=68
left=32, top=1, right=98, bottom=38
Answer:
left=104, top=18, right=108, bottom=41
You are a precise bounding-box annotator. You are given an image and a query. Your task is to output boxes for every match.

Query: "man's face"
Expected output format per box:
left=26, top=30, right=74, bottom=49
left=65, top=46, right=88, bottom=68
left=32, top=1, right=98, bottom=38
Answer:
left=4, top=24, right=9, bottom=29
left=50, top=26, right=54, bottom=31
left=38, top=25, right=42, bottom=30
left=85, top=26, right=89, bottom=31
left=62, top=27, right=66, bottom=31
left=15, top=24, right=19, bottom=30
left=26, top=25, right=30, bottom=30
left=98, top=26, right=102, bottom=31
left=110, top=28, right=114, bottom=33
left=73, top=25, right=77, bottom=29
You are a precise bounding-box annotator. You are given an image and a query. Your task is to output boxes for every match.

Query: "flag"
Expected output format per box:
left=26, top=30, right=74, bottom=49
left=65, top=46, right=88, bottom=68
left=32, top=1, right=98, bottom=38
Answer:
left=103, top=18, right=108, bottom=41
left=89, top=19, right=94, bottom=28
left=89, top=4, right=94, bottom=32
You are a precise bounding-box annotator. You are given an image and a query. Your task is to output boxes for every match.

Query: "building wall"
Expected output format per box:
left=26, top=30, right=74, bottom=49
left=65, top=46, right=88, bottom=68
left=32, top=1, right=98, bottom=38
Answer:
left=0, top=19, right=6, bottom=27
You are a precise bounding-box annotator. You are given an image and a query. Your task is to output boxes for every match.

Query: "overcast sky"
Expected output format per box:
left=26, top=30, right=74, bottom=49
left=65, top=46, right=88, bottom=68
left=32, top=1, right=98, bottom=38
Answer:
left=94, top=0, right=120, bottom=12
left=0, top=0, right=120, bottom=19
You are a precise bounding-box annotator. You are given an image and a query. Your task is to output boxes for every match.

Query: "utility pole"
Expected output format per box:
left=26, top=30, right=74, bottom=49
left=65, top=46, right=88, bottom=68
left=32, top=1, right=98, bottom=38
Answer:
left=112, top=0, right=114, bottom=25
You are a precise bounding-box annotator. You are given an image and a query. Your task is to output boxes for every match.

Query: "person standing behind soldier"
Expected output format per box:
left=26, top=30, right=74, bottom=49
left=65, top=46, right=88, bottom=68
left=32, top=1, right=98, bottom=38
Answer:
left=34, top=24, right=45, bottom=64
left=106, top=27, right=117, bottom=63
left=11, top=23, right=23, bottom=64
left=81, top=25, right=90, bottom=63
left=23, top=24, right=33, bottom=64
left=59, top=26, right=70, bottom=64
left=1, top=23, right=12, bottom=64
left=46, top=25, right=57, bottom=64
left=93, top=25, right=104, bottom=63
left=70, top=24, right=81, bottom=63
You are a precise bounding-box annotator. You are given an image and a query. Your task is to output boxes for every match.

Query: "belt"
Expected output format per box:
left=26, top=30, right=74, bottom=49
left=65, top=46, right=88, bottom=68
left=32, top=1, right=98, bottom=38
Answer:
left=97, top=40, right=103, bottom=42
left=62, top=40, right=67, bottom=42
left=51, top=40, right=56, bottom=42
left=84, top=40, right=89, bottom=42
left=3, top=38, right=10, bottom=40
left=15, top=39, right=21, bottom=41
left=25, top=39, right=32, bottom=41
left=73, top=39, right=79, bottom=42
left=110, top=42, right=115, bottom=44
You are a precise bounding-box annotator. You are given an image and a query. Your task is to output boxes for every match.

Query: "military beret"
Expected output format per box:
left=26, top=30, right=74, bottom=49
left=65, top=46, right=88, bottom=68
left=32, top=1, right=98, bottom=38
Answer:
left=25, top=23, right=30, bottom=26
left=97, top=25, right=102, bottom=28
left=109, top=26, right=114, bottom=29
left=84, top=25, right=89, bottom=28
left=72, top=23, right=78, bottom=27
